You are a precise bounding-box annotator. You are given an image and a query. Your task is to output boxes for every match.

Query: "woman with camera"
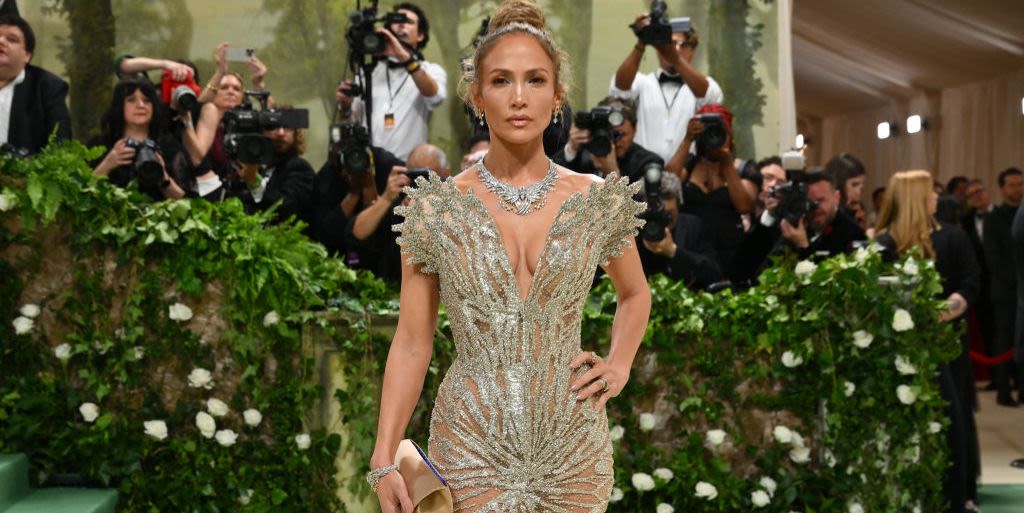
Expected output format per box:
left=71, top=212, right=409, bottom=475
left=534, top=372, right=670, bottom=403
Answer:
left=90, top=78, right=188, bottom=201
left=667, top=103, right=753, bottom=279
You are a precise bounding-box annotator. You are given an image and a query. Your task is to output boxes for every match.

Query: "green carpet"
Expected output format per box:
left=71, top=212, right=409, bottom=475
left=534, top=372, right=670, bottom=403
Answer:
left=978, top=484, right=1024, bottom=513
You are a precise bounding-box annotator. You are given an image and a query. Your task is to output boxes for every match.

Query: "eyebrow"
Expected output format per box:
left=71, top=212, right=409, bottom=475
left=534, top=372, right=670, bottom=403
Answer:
left=487, top=68, right=552, bottom=75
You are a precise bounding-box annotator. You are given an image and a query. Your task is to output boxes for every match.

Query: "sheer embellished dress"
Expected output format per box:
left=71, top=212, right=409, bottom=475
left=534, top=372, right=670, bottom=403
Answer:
left=393, top=170, right=644, bottom=513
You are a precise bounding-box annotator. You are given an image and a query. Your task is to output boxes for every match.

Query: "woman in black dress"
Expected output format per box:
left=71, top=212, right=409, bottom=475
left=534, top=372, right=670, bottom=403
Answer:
left=875, top=169, right=981, bottom=513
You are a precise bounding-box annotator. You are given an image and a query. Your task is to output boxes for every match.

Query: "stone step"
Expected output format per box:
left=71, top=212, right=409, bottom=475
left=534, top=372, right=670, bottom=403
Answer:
left=3, top=489, right=118, bottom=513
left=0, top=454, right=31, bottom=511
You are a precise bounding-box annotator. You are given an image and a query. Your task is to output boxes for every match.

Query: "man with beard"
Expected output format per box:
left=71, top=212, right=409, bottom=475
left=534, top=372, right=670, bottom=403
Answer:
left=236, top=114, right=315, bottom=230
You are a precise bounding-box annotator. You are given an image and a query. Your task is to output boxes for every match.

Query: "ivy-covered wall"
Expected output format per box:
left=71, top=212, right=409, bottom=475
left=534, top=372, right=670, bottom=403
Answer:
left=2, top=145, right=956, bottom=512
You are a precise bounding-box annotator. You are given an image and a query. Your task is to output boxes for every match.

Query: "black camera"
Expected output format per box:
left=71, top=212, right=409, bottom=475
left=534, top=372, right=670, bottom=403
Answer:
left=223, top=91, right=309, bottom=165
left=639, top=162, right=672, bottom=242
left=770, top=172, right=818, bottom=227
left=171, top=86, right=198, bottom=113
left=694, top=113, right=728, bottom=159
left=405, top=167, right=432, bottom=188
left=574, top=106, right=625, bottom=158
left=346, top=5, right=409, bottom=57
left=124, top=138, right=165, bottom=189
left=330, top=121, right=374, bottom=176
left=631, top=1, right=672, bottom=46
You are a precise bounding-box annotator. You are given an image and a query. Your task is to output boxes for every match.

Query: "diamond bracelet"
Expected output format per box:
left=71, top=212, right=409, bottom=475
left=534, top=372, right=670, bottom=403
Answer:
left=366, top=464, right=399, bottom=491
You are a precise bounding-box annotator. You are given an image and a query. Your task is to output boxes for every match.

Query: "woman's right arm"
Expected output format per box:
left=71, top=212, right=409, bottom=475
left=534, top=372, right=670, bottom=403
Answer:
left=181, top=103, right=223, bottom=166
left=371, top=256, right=440, bottom=513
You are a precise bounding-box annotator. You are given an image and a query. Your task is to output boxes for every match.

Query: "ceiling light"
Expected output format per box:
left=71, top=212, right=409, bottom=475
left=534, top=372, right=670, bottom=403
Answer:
left=795, top=134, right=805, bottom=148
left=877, top=122, right=891, bottom=140
left=907, top=115, right=922, bottom=134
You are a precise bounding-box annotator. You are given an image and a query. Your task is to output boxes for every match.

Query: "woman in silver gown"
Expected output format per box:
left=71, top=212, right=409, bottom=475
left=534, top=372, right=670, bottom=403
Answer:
left=369, top=1, right=652, bottom=511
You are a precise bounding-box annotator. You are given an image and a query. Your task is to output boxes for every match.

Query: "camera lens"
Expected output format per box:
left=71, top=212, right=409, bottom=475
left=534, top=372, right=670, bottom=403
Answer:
left=608, top=111, right=625, bottom=127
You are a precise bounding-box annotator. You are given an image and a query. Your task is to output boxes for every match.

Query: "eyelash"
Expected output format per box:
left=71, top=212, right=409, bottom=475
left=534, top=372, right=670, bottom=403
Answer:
left=491, top=77, right=547, bottom=85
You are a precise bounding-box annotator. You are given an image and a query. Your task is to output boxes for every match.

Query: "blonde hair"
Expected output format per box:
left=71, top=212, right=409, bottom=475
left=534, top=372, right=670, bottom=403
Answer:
left=874, top=170, right=938, bottom=258
left=458, top=0, right=572, bottom=114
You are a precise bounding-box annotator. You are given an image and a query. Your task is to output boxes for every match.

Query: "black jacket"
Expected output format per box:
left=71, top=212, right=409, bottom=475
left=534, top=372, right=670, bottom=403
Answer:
left=553, top=142, right=663, bottom=184
left=983, top=204, right=1018, bottom=305
left=1010, top=204, right=1024, bottom=361
left=637, top=212, right=722, bottom=290
left=313, top=147, right=403, bottom=256
left=239, top=152, right=315, bottom=229
left=7, top=64, right=72, bottom=155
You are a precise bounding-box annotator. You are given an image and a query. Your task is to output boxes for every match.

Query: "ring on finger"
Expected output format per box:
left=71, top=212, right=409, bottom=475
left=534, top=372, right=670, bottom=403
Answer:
left=590, top=351, right=602, bottom=363
left=599, top=378, right=609, bottom=392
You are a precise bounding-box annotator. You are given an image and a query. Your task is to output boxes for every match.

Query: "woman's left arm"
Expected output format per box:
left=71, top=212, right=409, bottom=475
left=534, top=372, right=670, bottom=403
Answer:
left=571, top=242, right=651, bottom=409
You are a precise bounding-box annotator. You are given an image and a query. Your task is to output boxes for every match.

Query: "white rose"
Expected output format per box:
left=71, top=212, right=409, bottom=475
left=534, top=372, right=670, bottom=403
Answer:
left=897, top=385, right=917, bottom=405
left=854, top=246, right=870, bottom=264
left=206, top=398, right=230, bottom=417
left=752, top=490, right=771, bottom=508
left=243, top=408, right=263, bottom=427
left=238, top=489, right=254, bottom=505
left=132, top=346, right=145, bottom=361
left=790, top=430, right=805, bottom=448
left=144, top=420, right=168, bottom=440
left=609, top=487, right=624, bottom=502
left=53, top=342, right=71, bottom=361
left=215, top=429, right=238, bottom=447
left=790, top=446, right=811, bottom=464
left=706, top=429, right=726, bottom=447
left=894, top=355, right=917, bottom=375
left=188, top=368, right=214, bottom=389
left=795, top=260, right=817, bottom=276
left=694, top=481, right=718, bottom=500
left=19, top=304, right=41, bottom=318
left=638, top=413, right=656, bottom=431
left=781, top=351, right=804, bottom=368
left=759, top=476, right=777, bottom=497
left=653, top=467, right=674, bottom=482
left=928, top=421, right=942, bottom=434
left=79, top=402, right=99, bottom=423
left=0, top=190, right=16, bottom=211
left=903, top=259, right=919, bottom=276
left=262, top=310, right=280, bottom=327
left=195, top=411, right=216, bottom=438
left=773, top=425, right=793, bottom=444
left=631, top=472, right=655, bottom=491
left=848, top=502, right=864, bottom=513
left=823, top=448, right=837, bottom=467
left=656, top=503, right=675, bottom=513
left=892, top=308, right=914, bottom=332
left=295, top=433, right=311, bottom=450
left=168, top=303, right=193, bottom=322
left=852, top=330, right=873, bottom=349
left=608, top=425, right=624, bottom=441
left=13, top=316, right=35, bottom=335
left=844, top=381, right=856, bottom=397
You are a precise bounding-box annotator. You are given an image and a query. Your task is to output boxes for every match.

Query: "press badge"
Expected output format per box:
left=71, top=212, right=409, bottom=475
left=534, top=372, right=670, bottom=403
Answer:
left=384, top=113, right=396, bottom=129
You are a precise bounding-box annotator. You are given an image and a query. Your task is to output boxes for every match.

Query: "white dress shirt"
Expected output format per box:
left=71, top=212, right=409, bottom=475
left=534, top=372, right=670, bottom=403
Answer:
left=0, top=69, right=27, bottom=146
left=351, top=59, right=447, bottom=161
left=609, top=69, right=723, bottom=163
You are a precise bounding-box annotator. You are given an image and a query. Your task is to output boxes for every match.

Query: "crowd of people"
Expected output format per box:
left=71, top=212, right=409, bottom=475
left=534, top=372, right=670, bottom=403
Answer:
left=2, top=4, right=1021, bottom=511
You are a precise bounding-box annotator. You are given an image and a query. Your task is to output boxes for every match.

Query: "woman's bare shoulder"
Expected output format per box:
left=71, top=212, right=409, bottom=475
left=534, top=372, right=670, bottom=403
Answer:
left=554, top=165, right=604, bottom=196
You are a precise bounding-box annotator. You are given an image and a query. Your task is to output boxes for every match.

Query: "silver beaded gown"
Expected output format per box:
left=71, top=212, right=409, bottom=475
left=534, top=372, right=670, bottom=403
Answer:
left=393, top=170, right=644, bottom=513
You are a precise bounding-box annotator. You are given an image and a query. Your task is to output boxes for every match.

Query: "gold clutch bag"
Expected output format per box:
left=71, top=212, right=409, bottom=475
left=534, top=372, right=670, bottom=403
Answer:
left=395, top=439, right=453, bottom=513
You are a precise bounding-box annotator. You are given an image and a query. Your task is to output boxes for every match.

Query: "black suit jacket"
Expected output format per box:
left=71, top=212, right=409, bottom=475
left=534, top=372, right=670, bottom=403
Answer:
left=983, top=204, right=1018, bottom=305
left=553, top=143, right=663, bottom=184
left=239, top=153, right=315, bottom=229
left=1010, top=204, right=1024, bottom=361
left=638, top=212, right=722, bottom=290
left=8, top=64, right=72, bottom=155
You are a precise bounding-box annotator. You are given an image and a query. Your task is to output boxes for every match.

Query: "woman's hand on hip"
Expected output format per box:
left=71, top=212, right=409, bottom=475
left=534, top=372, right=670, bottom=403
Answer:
left=570, top=351, right=629, bottom=410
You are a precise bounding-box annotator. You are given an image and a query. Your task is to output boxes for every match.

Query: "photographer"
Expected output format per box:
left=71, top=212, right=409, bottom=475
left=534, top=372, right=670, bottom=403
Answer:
left=234, top=108, right=315, bottom=228
left=555, top=97, right=662, bottom=183
left=313, top=130, right=404, bottom=259
left=0, top=14, right=71, bottom=155
left=637, top=172, right=722, bottom=289
left=345, top=143, right=447, bottom=282
left=337, top=3, right=446, bottom=161
left=609, top=5, right=722, bottom=163
left=89, top=78, right=188, bottom=201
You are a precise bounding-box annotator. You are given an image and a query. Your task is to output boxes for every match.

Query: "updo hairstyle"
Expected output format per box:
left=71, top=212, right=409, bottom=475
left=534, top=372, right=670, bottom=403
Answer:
left=459, top=0, right=572, bottom=117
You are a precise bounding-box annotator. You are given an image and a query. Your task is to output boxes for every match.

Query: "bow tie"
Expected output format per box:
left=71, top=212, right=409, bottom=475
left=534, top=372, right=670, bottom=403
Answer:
left=658, top=73, right=683, bottom=85
left=387, top=60, right=408, bottom=69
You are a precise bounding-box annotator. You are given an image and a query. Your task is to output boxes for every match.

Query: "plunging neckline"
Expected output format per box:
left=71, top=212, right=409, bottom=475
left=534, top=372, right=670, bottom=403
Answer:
left=447, top=180, right=589, bottom=304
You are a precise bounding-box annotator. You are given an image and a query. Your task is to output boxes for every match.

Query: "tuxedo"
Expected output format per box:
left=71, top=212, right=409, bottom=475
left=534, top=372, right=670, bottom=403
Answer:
left=238, top=152, right=315, bottom=231
left=6, top=64, right=72, bottom=155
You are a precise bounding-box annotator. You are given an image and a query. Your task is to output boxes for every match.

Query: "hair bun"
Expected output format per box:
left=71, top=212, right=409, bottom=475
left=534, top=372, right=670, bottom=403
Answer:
left=489, top=0, right=547, bottom=33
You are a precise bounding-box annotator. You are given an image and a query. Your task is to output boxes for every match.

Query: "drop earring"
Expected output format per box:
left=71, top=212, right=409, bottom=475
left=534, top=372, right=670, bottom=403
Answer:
left=479, top=112, right=486, bottom=126
left=552, top=108, right=560, bottom=125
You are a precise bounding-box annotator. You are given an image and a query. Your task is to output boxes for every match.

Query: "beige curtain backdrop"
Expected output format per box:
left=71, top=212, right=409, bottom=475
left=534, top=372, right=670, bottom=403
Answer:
left=814, top=67, right=1024, bottom=206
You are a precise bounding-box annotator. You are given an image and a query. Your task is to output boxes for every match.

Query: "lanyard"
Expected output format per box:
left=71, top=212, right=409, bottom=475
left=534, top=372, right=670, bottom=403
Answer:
left=658, top=73, right=683, bottom=113
left=385, top=66, right=411, bottom=113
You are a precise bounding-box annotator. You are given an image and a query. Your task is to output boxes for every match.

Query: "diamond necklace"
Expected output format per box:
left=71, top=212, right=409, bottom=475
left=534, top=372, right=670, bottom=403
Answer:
left=477, top=158, right=559, bottom=216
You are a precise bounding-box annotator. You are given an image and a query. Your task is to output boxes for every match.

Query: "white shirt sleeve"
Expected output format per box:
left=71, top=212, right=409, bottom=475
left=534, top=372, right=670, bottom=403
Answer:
left=420, top=62, right=447, bottom=111
left=608, top=74, right=641, bottom=100
left=695, top=76, right=724, bottom=109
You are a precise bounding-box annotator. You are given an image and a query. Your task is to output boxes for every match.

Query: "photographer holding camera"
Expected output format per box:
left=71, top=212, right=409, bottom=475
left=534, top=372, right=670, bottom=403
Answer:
left=89, top=78, right=189, bottom=201
left=337, top=3, right=446, bottom=161
left=232, top=105, right=315, bottom=229
left=555, top=97, right=662, bottom=183
left=636, top=171, right=722, bottom=289
left=344, top=143, right=447, bottom=282
left=609, top=2, right=722, bottom=164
